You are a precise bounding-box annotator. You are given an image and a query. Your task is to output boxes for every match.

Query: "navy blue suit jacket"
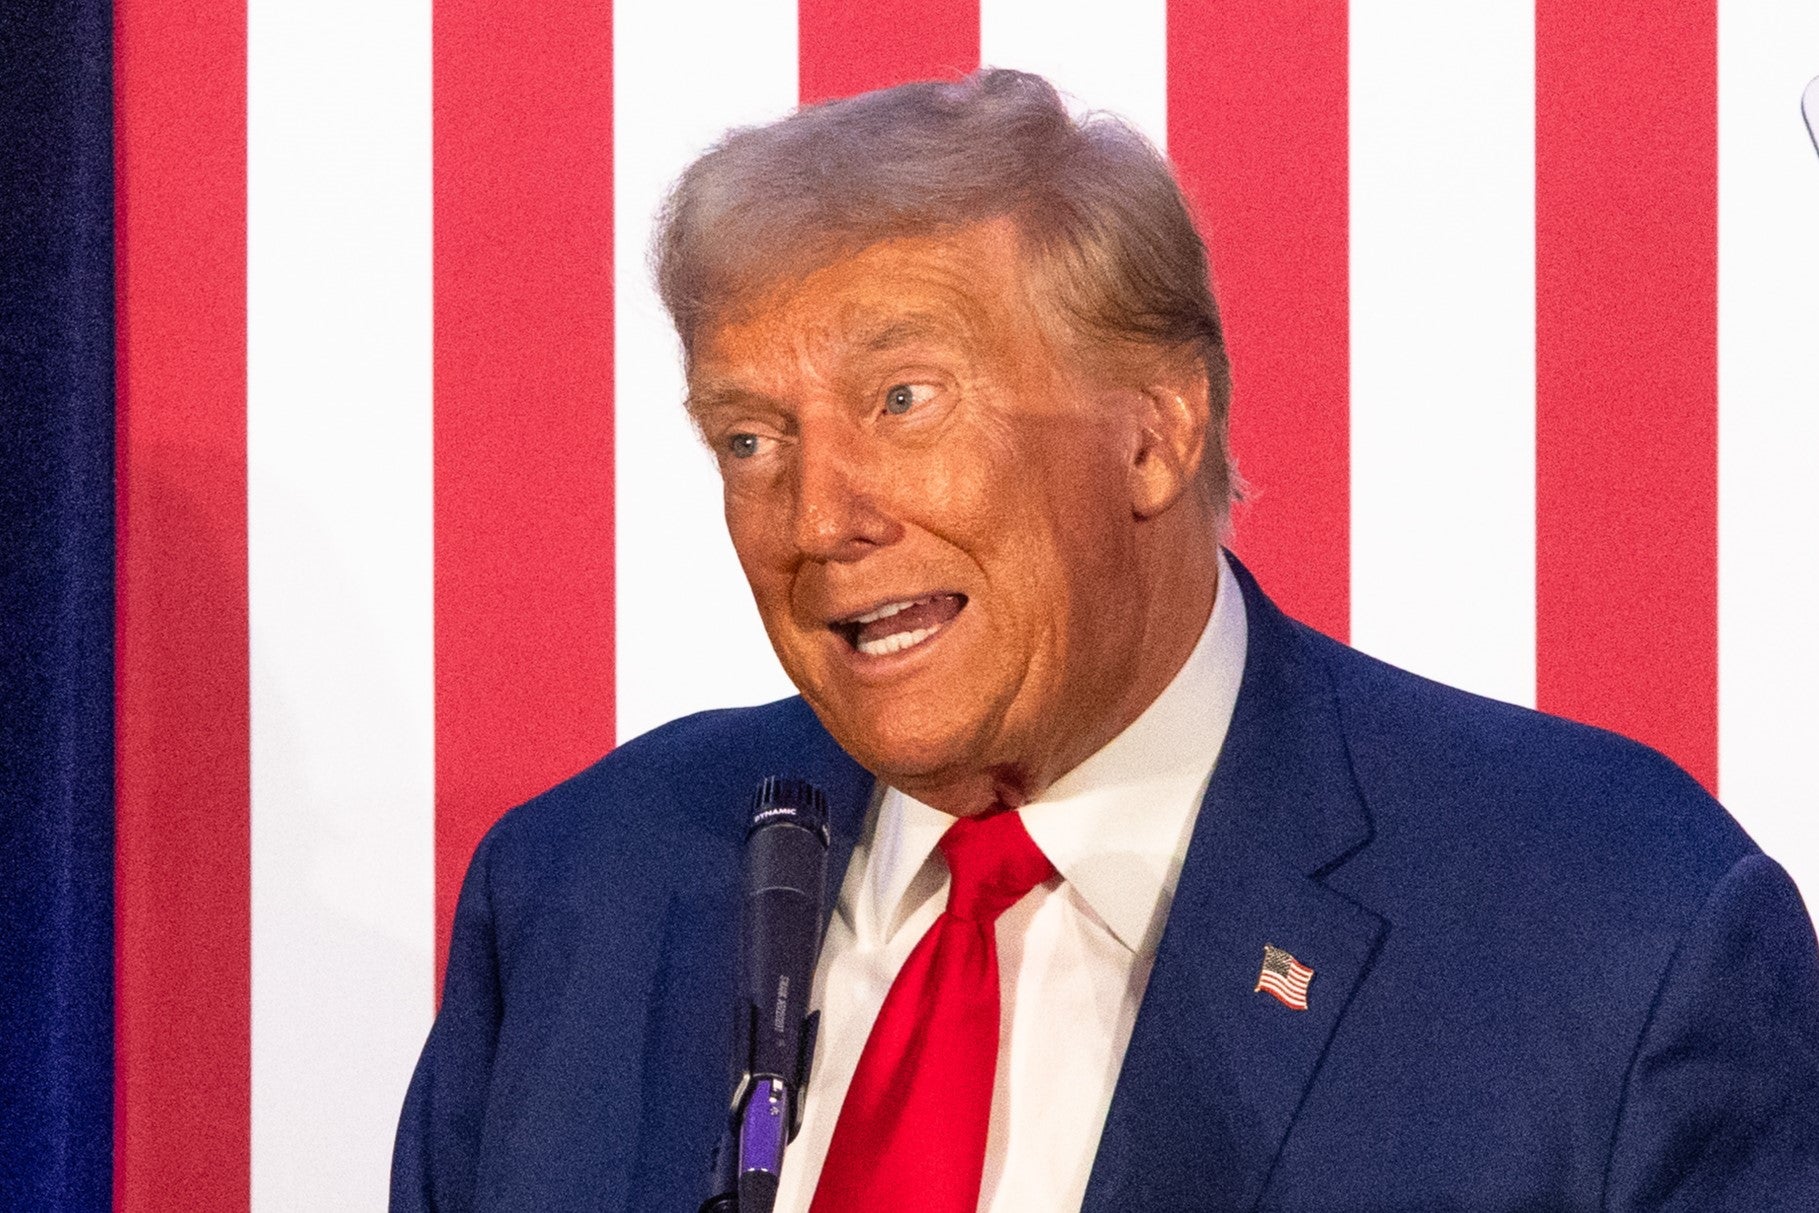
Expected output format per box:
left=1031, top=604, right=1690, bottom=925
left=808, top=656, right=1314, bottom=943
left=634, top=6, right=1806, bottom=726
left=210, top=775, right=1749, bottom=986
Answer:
left=392, top=559, right=1819, bottom=1210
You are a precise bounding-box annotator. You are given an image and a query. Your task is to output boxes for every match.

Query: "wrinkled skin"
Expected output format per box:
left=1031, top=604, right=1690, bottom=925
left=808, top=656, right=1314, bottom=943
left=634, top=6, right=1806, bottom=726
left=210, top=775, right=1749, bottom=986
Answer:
left=688, top=218, right=1222, bottom=816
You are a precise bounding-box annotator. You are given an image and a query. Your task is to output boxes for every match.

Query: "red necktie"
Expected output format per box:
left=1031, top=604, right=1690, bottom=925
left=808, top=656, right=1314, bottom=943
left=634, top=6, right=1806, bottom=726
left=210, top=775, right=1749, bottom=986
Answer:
left=809, top=809, right=1056, bottom=1213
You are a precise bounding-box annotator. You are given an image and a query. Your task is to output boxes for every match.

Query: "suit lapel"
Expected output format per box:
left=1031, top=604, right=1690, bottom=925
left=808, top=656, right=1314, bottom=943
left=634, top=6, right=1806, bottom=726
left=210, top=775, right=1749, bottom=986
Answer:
left=1083, top=559, right=1387, bottom=1212
left=810, top=725, right=875, bottom=934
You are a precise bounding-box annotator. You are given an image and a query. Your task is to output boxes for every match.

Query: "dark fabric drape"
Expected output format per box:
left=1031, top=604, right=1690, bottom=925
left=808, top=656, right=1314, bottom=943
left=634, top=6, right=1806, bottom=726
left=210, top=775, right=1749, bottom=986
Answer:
left=0, top=0, right=117, bottom=1208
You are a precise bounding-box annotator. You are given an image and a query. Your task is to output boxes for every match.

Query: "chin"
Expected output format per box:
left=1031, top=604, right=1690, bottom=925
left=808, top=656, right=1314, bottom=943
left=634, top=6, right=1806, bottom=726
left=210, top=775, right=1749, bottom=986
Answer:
left=808, top=689, right=998, bottom=788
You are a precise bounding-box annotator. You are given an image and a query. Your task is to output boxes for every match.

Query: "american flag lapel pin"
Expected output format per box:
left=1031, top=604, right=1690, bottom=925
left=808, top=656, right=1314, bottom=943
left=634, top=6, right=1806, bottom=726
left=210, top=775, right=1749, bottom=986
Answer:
left=1255, top=943, right=1314, bottom=1011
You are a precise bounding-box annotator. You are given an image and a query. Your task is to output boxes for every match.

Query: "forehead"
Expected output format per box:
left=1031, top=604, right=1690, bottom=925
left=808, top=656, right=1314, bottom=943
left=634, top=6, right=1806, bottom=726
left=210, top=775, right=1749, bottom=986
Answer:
left=690, top=219, right=1035, bottom=380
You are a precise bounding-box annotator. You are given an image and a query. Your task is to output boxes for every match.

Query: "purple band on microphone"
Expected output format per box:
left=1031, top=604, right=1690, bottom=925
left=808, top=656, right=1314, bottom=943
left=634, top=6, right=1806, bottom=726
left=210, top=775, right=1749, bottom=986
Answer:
left=738, top=1077, right=788, bottom=1179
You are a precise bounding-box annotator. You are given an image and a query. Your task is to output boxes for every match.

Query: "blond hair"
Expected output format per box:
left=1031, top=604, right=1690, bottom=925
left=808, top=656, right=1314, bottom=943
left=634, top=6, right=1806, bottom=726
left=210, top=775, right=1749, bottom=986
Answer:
left=654, top=68, right=1236, bottom=511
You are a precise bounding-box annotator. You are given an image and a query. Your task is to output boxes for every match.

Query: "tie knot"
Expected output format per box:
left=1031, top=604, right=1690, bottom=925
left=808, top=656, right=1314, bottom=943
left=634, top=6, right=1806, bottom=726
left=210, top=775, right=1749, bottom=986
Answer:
left=937, top=809, right=1055, bottom=924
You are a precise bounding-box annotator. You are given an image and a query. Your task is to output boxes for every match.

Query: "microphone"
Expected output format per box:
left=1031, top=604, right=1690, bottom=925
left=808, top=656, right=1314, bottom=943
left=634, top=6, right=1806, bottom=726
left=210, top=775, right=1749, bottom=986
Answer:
left=704, top=777, right=831, bottom=1213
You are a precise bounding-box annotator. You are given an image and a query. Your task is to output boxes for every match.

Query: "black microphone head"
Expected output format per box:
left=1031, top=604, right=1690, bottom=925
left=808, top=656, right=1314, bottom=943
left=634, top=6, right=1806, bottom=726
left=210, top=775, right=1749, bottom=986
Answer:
left=748, top=776, right=829, bottom=845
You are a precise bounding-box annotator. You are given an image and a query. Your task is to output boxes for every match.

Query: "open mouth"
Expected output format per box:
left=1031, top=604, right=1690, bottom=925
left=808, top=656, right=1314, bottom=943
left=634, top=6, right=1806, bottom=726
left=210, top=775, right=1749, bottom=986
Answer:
left=830, top=593, right=967, bottom=658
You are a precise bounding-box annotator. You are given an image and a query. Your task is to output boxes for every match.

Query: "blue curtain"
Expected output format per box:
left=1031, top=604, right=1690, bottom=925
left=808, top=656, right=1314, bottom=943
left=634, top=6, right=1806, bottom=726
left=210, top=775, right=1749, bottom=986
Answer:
left=0, top=0, right=117, bottom=1208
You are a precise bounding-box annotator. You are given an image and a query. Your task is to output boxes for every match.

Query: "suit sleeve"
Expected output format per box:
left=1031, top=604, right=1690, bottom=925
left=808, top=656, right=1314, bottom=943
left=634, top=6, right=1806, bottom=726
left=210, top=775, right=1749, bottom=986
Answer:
left=1604, top=852, right=1819, bottom=1211
left=390, top=827, right=506, bottom=1213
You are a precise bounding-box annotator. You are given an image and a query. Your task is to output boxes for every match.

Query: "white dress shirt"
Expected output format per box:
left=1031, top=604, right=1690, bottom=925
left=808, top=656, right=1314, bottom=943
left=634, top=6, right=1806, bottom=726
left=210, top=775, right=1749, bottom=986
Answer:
left=773, top=552, right=1249, bottom=1213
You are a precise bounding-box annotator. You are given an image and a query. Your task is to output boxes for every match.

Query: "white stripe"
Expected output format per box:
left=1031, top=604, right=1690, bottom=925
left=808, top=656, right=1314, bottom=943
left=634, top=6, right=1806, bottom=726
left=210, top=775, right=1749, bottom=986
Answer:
left=1717, top=0, right=1819, bottom=909
left=612, top=0, right=801, bottom=744
left=1349, top=0, right=1536, bottom=707
left=247, top=0, right=433, bottom=1205
left=981, top=0, right=1167, bottom=151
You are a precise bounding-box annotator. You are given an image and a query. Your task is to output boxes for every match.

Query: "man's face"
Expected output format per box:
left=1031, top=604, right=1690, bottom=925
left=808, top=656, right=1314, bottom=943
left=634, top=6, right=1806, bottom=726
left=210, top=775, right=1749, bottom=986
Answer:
left=688, top=220, right=1160, bottom=809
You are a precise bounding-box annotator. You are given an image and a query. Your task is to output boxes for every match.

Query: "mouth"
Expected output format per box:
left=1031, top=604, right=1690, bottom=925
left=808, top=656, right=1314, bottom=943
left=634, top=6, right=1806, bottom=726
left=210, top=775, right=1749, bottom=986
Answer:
left=829, top=592, right=968, bottom=659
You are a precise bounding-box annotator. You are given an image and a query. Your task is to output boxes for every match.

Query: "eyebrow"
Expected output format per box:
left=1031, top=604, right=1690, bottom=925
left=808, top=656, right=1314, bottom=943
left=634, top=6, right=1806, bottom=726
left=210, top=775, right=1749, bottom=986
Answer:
left=683, top=379, right=763, bottom=418
left=855, top=314, right=956, bottom=354
left=684, top=311, right=966, bottom=415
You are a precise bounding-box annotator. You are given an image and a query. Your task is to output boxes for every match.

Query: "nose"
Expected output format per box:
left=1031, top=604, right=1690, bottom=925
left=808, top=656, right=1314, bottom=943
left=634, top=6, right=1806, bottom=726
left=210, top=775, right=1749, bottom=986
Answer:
left=790, top=423, right=902, bottom=562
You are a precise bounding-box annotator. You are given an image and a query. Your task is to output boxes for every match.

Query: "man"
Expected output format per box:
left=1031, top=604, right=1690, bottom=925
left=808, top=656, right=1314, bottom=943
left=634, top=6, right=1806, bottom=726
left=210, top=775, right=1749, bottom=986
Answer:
left=392, top=70, right=1819, bottom=1211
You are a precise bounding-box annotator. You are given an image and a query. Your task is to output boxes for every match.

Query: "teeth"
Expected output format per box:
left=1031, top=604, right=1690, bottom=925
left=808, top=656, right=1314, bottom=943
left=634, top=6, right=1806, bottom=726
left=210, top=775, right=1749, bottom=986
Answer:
left=853, top=598, right=924, bottom=625
left=856, top=624, right=940, bottom=657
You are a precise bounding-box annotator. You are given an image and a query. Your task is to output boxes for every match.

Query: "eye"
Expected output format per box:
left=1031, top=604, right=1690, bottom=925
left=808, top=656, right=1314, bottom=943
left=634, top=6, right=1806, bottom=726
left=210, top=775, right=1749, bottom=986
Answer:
left=727, top=433, right=761, bottom=459
left=883, top=383, right=935, bottom=416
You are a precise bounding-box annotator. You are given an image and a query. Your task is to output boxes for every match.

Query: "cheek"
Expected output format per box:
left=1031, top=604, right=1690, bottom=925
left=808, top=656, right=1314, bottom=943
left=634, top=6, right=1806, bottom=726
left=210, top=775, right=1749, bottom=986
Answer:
left=896, top=411, right=1005, bottom=522
left=1020, top=448, right=1143, bottom=648
left=723, top=470, right=790, bottom=568
left=984, top=417, right=1130, bottom=572
left=723, top=483, right=803, bottom=639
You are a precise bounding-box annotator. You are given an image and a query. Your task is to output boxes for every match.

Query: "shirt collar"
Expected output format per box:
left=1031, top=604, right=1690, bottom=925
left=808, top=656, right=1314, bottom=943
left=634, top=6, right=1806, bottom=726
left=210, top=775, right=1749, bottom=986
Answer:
left=864, top=551, right=1249, bottom=954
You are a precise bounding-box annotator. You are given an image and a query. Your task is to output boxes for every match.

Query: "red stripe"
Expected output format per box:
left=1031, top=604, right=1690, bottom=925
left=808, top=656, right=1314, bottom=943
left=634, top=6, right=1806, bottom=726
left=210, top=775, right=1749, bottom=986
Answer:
left=433, top=0, right=618, bottom=981
left=798, top=0, right=979, bottom=105
left=1167, top=1, right=1351, bottom=641
left=1257, top=983, right=1308, bottom=1010
left=1535, top=1, right=1717, bottom=790
left=113, top=0, right=250, bottom=1206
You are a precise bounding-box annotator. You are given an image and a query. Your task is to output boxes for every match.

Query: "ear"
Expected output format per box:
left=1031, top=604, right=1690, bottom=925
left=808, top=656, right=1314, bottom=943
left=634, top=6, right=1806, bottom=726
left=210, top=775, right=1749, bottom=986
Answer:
left=1127, top=353, right=1210, bottom=519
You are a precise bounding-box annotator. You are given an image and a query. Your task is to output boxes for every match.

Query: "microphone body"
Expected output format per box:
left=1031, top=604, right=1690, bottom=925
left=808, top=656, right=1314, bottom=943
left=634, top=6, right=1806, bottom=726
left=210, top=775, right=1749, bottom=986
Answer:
left=703, top=777, right=830, bottom=1213
left=742, top=790, right=827, bottom=1087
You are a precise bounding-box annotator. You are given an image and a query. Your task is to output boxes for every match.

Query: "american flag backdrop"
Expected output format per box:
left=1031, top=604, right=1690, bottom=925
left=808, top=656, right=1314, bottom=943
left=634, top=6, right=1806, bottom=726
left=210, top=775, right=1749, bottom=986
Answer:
left=108, top=0, right=1819, bottom=1208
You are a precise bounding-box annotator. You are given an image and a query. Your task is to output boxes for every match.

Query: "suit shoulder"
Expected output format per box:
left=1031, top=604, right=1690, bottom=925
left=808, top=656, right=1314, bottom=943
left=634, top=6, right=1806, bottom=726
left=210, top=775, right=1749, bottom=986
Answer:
left=469, top=696, right=826, bottom=900
left=1299, top=623, right=1754, bottom=918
